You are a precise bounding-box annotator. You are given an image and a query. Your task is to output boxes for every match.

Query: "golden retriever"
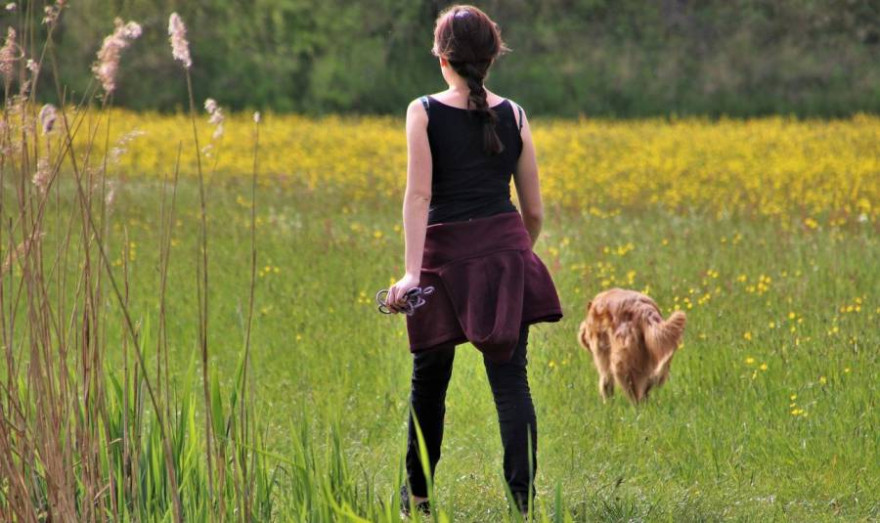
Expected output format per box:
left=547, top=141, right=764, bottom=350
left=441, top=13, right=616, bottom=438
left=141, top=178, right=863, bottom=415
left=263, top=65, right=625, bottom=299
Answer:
left=577, top=288, right=686, bottom=403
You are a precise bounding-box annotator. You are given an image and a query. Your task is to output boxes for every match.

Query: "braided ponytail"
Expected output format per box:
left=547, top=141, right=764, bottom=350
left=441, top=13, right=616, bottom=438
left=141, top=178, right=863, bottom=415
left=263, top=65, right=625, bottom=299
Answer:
left=433, top=5, right=509, bottom=156
left=454, top=61, right=503, bottom=155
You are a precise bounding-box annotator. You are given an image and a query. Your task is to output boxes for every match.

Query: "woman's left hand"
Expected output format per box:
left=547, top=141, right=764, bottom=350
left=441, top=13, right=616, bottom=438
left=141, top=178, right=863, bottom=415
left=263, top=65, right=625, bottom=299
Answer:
left=385, top=273, right=420, bottom=313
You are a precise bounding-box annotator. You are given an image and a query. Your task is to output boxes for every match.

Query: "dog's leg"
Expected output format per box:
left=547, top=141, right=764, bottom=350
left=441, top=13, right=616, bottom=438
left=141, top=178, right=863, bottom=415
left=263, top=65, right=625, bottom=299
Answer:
left=599, top=374, right=614, bottom=401
left=632, top=375, right=651, bottom=404
left=643, top=380, right=656, bottom=401
left=633, top=386, right=645, bottom=404
left=620, top=372, right=641, bottom=404
left=588, top=331, right=615, bottom=403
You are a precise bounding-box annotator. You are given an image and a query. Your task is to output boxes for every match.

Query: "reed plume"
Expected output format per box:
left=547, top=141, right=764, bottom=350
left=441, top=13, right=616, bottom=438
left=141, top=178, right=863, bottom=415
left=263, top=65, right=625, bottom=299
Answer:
left=168, top=13, right=191, bottom=69
left=92, top=18, right=142, bottom=94
left=38, top=103, right=56, bottom=134
left=205, top=97, right=224, bottom=139
left=42, top=1, right=66, bottom=27
left=0, top=27, right=16, bottom=81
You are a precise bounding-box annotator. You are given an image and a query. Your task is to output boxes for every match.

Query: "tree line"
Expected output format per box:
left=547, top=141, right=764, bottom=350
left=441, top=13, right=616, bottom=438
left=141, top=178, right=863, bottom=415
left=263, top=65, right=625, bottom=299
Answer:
left=30, top=0, right=880, bottom=117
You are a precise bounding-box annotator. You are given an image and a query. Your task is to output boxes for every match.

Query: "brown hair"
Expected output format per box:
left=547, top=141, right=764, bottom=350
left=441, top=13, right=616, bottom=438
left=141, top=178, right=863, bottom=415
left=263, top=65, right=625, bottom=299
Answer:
left=432, top=5, right=509, bottom=155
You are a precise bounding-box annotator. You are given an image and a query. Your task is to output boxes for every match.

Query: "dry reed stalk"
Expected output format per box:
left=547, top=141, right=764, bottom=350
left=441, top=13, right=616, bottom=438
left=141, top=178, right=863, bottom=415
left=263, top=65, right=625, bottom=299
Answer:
left=241, top=108, right=262, bottom=522
left=2, top=5, right=270, bottom=520
left=168, top=12, right=225, bottom=518
left=57, top=113, right=184, bottom=522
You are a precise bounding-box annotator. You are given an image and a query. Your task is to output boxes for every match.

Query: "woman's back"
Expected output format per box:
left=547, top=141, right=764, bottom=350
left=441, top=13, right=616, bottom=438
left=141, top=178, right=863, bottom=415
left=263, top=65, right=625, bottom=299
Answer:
left=388, top=5, right=560, bottom=516
left=424, top=96, right=523, bottom=224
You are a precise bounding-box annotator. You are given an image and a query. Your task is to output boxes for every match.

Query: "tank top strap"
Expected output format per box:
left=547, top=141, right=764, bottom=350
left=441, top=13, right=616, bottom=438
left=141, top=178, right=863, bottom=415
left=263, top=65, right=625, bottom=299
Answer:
left=509, top=100, right=524, bottom=133
left=419, top=96, right=430, bottom=113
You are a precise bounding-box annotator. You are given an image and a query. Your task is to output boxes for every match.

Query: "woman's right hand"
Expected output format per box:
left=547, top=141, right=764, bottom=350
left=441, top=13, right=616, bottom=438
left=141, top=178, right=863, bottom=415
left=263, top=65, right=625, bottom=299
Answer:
left=385, top=272, right=421, bottom=313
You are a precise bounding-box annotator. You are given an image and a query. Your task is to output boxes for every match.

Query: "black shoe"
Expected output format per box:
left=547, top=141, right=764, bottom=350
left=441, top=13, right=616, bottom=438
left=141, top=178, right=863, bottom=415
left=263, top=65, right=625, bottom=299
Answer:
left=400, top=485, right=430, bottom=518
left=512, top=492, right=531, bottom=519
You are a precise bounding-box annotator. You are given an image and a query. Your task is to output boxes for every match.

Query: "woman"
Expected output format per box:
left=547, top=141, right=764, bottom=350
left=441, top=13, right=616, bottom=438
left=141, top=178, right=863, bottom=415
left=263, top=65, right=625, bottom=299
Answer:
left=385, top=4, right=562, bottom=516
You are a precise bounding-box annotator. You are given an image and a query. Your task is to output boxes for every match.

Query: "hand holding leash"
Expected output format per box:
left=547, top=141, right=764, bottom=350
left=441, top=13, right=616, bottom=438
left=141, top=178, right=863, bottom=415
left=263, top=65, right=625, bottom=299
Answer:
left=382, top=273, right=419, bottom=313
left=376, top=286, right=435, bottom=316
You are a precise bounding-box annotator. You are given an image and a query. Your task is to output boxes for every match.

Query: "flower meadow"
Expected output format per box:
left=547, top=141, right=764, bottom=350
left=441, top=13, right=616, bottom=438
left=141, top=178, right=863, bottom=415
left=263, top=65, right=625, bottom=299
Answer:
left=53, top=109, right=877, bottom=522
left=2, top=4, right=879, bottom=522
left=81, top=110, right=879, bottom=225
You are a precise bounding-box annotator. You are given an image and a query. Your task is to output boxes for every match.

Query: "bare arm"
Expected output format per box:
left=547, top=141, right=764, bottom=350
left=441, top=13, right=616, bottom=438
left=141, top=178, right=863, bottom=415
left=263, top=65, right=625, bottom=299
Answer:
left=386, top=100, right=432, bottom=309
left=512, top=106, right=544, bottom=247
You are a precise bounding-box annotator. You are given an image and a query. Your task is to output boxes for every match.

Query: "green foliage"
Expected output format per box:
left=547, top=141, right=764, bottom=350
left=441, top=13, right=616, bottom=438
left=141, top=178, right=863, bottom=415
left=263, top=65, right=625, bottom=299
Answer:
left=0, top=331, right=275, bottom=520
left=33, top=0, right=880, bottom=116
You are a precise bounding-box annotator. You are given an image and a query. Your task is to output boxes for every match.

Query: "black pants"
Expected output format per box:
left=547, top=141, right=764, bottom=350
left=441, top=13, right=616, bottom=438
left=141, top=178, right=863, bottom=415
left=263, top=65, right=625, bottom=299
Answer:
left=405, top=324, right=537, bottom=502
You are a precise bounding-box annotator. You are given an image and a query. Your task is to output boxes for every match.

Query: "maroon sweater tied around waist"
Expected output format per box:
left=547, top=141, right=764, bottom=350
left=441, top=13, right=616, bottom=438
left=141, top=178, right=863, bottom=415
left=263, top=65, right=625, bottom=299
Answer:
left=406, top=212, right=563, bottom=363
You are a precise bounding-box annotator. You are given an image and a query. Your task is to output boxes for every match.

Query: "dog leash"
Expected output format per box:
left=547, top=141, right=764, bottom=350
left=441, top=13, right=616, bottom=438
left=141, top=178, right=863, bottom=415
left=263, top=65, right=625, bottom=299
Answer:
left=375, top=286, right=435, bottom=316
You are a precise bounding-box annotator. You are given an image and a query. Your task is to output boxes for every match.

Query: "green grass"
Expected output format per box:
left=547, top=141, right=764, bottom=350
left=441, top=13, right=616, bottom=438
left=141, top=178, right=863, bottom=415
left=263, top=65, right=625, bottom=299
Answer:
left=3, top=3, right=878, bottom=518
left=63, top=177, right=879, bottom=521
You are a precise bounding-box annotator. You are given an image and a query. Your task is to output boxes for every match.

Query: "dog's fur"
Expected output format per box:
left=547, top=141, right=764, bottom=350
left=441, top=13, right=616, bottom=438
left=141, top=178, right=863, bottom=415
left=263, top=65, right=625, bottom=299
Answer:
left=578, top=288, right=686, bottom=404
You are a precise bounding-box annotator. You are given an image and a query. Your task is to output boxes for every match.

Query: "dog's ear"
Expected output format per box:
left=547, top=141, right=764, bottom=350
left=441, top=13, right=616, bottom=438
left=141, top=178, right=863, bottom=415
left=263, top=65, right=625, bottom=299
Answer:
left=577, top=321, right=590, bottom=351
left=585, top=300, right=593, bottom=314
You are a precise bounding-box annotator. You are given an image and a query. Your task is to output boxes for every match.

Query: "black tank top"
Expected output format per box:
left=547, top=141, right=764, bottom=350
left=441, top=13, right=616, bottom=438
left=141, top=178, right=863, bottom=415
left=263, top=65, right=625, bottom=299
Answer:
left=423, top=96, right=523, bottom=225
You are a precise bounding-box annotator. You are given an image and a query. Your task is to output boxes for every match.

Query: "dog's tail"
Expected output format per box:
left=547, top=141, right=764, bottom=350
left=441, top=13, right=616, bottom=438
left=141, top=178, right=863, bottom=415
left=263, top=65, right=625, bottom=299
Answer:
left=644, top=310, right=686, bottom=359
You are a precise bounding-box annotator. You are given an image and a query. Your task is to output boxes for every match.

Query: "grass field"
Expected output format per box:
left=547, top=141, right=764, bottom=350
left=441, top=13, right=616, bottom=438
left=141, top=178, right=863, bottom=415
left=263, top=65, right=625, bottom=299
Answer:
left=3, top=5, right=879, bottom=519
left=5, top=111, right=880, bottom=521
